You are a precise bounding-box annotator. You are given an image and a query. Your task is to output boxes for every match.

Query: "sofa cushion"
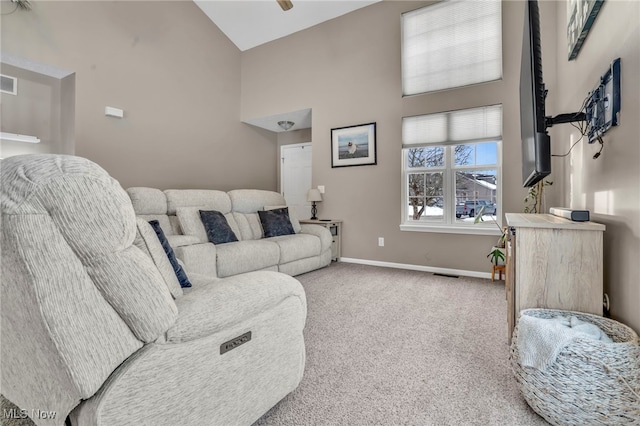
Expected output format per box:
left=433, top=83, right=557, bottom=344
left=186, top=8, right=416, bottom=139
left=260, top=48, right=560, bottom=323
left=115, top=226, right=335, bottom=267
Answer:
left=176, top=207, right=240, bottom=244
left=264, top=205, right=301, bottom=233
left=133, top=219, right=184, bottom=298
left=165, top=234, right=200, bottom=248
left=175, top=242, right=218, bottom=278
left=228, top=189, right=287, bottom=214
left=134, top=214, right=175, bottom=235
left=232, top=212, right=263, bottom=241
left=165, top=189, right=231, bottom=215
left=148, top=220, right=192, bottom=288
left=215, top=240, right=280, bottom=278
left=258, top=208, right=295, bottom=238
left=269, top=234, right=322, bottom=264
left=127, top=187, right=167, bottom=215
left=199, top=210, right=239, bottom=245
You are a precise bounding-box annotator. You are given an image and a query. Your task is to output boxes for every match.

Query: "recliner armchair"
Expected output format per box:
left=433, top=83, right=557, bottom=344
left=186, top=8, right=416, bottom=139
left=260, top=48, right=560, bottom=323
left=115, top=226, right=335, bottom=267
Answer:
left=1, top=154, right=307, bottom=426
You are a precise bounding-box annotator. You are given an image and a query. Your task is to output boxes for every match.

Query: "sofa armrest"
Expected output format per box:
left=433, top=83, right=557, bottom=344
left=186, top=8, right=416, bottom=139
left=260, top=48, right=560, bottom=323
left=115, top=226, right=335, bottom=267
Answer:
left=299, top=224, right=333, bottom=253
left=167, top=271, right=306, bottom=343
left=174, top=243, right=218, bottom=278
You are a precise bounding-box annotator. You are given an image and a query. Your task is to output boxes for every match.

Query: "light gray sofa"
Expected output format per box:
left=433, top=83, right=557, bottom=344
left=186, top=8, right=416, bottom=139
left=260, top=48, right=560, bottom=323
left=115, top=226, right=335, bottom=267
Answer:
left=1, top=154, right=307, bottom=426
left=126, top=187, right=332, bottom=278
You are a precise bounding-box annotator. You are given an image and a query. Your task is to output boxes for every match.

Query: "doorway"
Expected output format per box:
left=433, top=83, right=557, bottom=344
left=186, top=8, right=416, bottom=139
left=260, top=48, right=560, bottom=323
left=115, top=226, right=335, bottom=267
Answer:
left=0, top=54, right=75, bottom=159
left=280, top=143, right=312, bottom=220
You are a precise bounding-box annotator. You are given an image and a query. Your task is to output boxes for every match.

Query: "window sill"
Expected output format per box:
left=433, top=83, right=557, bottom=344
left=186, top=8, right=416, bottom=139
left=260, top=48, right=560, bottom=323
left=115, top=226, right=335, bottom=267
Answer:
left=400, top=223, right=503, bottom=236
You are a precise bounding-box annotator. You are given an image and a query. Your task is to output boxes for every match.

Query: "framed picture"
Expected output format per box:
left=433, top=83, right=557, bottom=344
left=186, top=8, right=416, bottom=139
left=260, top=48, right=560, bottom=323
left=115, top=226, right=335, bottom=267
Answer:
left=566, top=0, right=604, bottom=60
left=331, top=122, right=376, bottom=168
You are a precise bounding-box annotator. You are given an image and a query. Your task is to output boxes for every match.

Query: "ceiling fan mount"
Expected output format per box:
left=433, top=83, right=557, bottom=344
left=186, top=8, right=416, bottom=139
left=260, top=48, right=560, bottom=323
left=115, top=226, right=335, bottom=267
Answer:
left=277, top=0, right=293, bottom=11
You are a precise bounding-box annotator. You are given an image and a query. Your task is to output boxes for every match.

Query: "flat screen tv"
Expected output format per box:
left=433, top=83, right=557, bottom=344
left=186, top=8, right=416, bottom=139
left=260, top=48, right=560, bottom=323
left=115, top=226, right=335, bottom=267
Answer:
left=520, top=0, right=550, bottom=188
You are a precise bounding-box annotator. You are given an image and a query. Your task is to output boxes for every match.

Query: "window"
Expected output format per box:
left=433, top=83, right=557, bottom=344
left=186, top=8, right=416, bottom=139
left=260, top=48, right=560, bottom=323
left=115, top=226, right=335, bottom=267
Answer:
left=401, top=0, right=502, bottom=95
left=1, top=75, right=17, bottom=95
left=401, top=105, right=502, bottom=234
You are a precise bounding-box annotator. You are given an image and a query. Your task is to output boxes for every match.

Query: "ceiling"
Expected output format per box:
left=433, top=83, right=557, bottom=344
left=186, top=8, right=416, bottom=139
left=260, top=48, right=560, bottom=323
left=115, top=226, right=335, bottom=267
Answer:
left=244, top=108, right=312, bottom=133
left=193, top=1, right=382, bottom=133
left=193, top=0, right=382, bottom=52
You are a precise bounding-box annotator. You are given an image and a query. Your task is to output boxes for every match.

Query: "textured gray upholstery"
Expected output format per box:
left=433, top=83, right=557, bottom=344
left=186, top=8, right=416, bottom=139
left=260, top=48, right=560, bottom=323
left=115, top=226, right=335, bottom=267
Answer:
left=167, top=270, right=306, bottom=343
left=133, top=218, right=184, bottom=299
left=215, top=240, right=281, bottom=278
left=175, top=242, right=218, bottom=277
left=270, top=234, right=322, bottom=264
left=2, top=155, right=307, bottom=426
left=71, top=270, right=306, bottom=426
left=128, top=187, right=332, bottom=278
left=127, top=187, right=179, bottom=235
left=127, top=187, right=167, bottom=215
left=299, top=224, right=333, bottom=253
left=165, top=189, right=231, bottom=215
left=228, top=189, right=286, bottom=213
left=232, top=211, right=263, bottom=240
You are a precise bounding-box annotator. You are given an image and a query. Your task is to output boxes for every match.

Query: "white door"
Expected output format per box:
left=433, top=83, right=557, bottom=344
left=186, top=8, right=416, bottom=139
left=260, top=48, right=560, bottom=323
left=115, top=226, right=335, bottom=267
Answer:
left=281, top=143, right=312, bottom=220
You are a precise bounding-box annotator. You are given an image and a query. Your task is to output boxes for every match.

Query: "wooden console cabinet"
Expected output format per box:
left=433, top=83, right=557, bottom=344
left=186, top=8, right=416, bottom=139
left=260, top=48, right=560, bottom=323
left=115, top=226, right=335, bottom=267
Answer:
left=505, top=213, right=605, bottom=343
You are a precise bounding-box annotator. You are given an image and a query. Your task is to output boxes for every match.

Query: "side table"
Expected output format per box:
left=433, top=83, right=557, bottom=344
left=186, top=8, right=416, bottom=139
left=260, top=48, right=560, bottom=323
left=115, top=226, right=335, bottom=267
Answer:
left=299, top=219, right=342, bottom=261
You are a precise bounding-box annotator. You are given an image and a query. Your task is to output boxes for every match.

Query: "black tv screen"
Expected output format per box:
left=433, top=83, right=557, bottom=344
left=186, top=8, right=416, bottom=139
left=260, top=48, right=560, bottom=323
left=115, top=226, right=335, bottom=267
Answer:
left=520, top=0, right=551, bottom=187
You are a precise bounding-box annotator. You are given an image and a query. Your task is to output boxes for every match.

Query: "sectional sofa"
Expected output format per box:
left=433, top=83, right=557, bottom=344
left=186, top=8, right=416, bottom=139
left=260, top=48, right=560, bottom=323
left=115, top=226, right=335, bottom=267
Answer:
left=1, top=154, right=309, bottom=426
left=126, top=187, right=333, bottom=278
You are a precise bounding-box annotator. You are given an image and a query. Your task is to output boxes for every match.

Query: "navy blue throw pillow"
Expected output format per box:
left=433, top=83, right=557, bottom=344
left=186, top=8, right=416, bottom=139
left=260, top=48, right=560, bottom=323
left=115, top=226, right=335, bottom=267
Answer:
left=258, top=207, right=295, bottom=238
left=148, top=220, right=192, bottom=288
left=199, top=210, right=239, bottom=245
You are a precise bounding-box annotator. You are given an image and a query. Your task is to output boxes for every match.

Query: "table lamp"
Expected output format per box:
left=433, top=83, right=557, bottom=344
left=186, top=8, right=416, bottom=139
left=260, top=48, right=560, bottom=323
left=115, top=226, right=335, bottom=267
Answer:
left=307, top=189, right=322, bottom=220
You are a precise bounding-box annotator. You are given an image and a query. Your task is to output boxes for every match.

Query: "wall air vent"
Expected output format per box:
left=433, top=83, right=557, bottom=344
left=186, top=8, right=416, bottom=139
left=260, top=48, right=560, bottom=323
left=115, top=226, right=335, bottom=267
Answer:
left=1, top=75, right=17, bottom=95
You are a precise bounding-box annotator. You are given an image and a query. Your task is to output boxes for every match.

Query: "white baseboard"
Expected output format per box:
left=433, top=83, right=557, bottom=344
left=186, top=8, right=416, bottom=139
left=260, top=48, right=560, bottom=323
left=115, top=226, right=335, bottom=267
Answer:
left=339, top=257, right=493, bottom=280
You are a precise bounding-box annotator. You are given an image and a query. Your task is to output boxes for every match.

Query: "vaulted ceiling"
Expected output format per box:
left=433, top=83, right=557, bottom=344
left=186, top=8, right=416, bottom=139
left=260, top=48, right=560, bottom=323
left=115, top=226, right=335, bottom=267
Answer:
left=193, top=0, right=382, bottom=51
left=193, top=1, right=382, bottom=132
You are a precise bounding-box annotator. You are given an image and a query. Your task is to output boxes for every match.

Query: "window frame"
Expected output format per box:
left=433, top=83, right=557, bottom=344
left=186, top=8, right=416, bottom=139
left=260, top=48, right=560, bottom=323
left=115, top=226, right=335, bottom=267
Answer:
left=400, top=116, right=503, bottom=235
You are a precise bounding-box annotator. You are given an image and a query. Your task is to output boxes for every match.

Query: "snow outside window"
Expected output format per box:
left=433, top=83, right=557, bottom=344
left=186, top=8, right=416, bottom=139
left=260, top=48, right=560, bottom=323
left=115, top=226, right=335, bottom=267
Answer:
left=401, top=105, right=502, bottom=234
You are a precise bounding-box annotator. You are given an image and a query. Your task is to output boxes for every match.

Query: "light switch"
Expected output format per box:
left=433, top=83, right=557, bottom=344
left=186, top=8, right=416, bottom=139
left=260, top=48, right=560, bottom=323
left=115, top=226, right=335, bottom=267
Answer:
left=318, top=185, right=325, bottom=194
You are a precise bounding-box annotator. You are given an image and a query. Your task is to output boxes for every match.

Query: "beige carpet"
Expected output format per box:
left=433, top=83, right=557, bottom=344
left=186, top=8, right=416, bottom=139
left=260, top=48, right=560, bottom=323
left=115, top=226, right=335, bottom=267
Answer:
left=2, top=262, right=548, bottom=425
left=254, top=262, right=548, bottom=425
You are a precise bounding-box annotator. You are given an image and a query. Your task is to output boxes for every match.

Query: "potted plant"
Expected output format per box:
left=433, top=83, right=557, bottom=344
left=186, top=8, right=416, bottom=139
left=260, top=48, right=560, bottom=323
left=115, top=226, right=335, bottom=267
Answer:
left=524, top=179, right=553, bottom=213
left=474, top=205, right=507, bottom=265
left=487, top=246, right=506, bottom=265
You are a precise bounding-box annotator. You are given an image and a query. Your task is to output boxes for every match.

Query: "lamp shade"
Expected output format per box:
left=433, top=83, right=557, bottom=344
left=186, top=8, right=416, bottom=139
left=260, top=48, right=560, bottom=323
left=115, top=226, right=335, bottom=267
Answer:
left=307, top=189, right=322, bottom=202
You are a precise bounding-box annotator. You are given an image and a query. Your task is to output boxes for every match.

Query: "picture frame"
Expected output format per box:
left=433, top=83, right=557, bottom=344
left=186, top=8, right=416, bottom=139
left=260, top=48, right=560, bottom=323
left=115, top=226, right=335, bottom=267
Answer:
left=331, top=122, right=376, bottom=168
left=566, top=0, right=604, bottom=60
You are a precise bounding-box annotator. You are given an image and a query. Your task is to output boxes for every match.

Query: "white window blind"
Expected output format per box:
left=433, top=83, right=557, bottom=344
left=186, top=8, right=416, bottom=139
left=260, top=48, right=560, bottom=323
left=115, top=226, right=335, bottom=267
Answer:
left=402, top=105, right=502, bottom=148
left=402, top=0, right=502, bottom=96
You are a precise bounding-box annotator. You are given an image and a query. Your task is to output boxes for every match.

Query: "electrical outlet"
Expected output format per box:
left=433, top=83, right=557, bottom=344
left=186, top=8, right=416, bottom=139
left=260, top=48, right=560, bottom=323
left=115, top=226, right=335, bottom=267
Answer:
left=378, top=237, right=384, bottom=247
